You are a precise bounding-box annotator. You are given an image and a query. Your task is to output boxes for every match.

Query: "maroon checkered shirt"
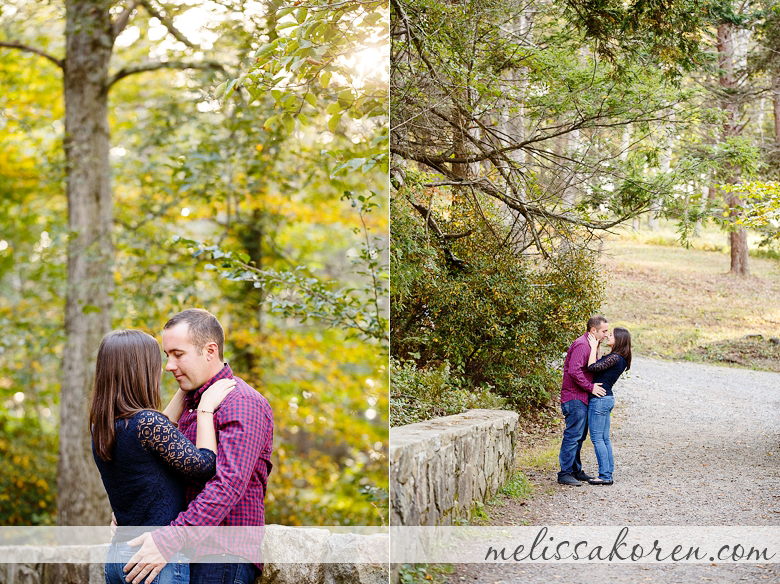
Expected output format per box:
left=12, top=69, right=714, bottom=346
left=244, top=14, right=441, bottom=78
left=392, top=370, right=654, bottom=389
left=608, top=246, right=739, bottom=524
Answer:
left=153, top=364, right=274, bottom=563
left=561, top=334, right=596, bottom=406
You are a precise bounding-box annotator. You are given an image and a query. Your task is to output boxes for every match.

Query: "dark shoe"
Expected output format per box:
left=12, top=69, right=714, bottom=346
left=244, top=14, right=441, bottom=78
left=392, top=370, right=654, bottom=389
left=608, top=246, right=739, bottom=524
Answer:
left=557, top=474, right=583, bottom=486
left=588, top=478, right=613, bottom=485
left=573, top=471, right=594, bottom=481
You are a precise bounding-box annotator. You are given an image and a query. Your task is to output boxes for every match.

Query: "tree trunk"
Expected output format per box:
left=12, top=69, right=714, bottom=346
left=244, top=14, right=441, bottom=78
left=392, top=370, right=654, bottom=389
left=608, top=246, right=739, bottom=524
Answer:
left=57, top=0, right=114, bottom=525
left=497, top=6, right=534, bottom=248
left=648, top=118, right=672, bottom=230
left=717, top=21, right=749, bottom=276
left=773, top=77, right=780, bottom=143
left=730, top=228, right=749, bottom=275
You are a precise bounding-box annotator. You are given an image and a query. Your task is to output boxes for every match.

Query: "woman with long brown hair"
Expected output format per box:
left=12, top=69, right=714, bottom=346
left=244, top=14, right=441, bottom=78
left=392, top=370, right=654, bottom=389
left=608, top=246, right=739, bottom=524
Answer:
left=585, top=326, right=632, bottom=486
left=90, top=329, right=234, bottom=584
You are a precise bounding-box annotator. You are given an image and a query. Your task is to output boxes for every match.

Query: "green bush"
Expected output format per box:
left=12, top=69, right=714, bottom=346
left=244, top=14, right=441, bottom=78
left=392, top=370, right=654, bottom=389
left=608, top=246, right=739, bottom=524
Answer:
left=390, top=358, right=505, bottom=426
left=0, top=413, right=57, bottom=525
left=391, top=193, right=604, bottom=411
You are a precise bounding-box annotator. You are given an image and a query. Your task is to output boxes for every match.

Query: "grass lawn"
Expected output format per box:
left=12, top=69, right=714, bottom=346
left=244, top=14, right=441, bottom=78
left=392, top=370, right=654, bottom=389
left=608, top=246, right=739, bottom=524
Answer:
left=599, top=221, right=780, bottom=371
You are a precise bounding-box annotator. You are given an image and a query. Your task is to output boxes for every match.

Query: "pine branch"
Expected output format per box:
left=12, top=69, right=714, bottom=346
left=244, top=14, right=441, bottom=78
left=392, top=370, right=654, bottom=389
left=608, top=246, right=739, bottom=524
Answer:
left=0, top=42, right=63, bottom=69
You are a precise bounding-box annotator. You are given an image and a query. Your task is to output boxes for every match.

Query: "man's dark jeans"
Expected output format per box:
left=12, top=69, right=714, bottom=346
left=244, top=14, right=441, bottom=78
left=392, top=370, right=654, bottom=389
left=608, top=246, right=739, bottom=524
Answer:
left=191, top=559, right=259, bottom=584
left=558, top=398, right=588, bottom=480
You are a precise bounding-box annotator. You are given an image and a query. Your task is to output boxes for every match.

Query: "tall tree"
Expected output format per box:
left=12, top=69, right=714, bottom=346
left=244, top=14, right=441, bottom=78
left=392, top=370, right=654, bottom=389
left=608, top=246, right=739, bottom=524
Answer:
left=1, top=0, right=224, bottom=525
left=716, top=15, right=751, bottom=275
left=1, top=0, right=388, bottom=527
left=391, top=0, right=705, bottom=258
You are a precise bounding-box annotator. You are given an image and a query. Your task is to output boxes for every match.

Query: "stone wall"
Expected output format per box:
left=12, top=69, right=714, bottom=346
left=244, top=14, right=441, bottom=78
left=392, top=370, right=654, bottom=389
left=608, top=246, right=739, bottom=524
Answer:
left=0, top=526, right=388, bottom=584
left=390, top=409, right=519, bottom=526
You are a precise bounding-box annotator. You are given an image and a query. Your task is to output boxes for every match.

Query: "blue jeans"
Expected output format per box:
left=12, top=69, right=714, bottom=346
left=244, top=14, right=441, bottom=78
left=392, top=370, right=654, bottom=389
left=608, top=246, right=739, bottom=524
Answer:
left=558, top=399, right=589, bottom=479
left=588, top=395, right=615, bottom=480
left=190, top=560, right=259, bottom=584
left=104, top=542, right=189, bottom=584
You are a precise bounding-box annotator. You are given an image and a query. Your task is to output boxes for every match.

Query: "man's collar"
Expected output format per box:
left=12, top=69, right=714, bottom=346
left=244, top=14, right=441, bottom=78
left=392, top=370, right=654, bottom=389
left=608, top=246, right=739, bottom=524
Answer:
left=183, top=363, right=233, bottom=408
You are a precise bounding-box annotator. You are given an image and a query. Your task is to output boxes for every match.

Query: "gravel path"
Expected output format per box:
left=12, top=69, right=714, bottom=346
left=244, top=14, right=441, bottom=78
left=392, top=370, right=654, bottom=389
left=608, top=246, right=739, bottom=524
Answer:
left=448, top=357, right=780, bottom=582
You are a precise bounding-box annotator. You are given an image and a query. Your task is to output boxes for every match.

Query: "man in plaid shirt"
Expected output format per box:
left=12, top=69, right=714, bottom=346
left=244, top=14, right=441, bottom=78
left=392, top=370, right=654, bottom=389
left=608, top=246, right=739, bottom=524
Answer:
left=557, top=315, right=608, bottom=487
left=124, top=309, right=273, bottom=584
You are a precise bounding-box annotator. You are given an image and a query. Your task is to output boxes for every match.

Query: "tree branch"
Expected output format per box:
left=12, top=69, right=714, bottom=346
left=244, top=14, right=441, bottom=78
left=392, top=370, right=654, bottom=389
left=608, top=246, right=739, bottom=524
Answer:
left=139, top=0, right=198, bottom=49
left=405, top=197, right=469, bottom=267
left=113, top=0, right=142, bottom=39
left=106, top=60, right=225, bottom=90
left=0, top=42, right=63, bottom=69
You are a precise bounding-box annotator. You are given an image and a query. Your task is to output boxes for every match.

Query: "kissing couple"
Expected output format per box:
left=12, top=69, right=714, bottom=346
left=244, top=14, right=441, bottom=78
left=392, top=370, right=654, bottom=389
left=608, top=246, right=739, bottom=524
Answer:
left=90, top=308, right=274, bottom=584
left=557, top=315, right=632, bottom=487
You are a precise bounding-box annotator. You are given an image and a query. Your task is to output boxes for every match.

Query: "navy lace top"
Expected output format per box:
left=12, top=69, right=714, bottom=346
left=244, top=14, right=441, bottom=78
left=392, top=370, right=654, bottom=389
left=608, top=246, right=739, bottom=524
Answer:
left=586, top=353, right=627, bottom=397
left=92, top=410, right=216, bottom=539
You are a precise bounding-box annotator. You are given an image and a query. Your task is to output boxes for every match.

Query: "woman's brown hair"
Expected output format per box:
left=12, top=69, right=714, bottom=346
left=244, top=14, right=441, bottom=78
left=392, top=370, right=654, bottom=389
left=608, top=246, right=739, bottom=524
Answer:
left=89, top=330, right=162, bottom=462
left=610, top=327, right=632, bottom=370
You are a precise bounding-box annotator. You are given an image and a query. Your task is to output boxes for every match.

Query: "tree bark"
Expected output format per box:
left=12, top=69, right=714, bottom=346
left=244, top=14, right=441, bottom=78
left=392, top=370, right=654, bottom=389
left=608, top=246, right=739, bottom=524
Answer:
left=773, top=76, right=780, bottom=143
left=648, top=116, right=672, bottom=230
left=717, top=21, right=749, bottom=276
left=497, top=5, right=533, bottom=248
left=57, top=0, right=114, bottom=525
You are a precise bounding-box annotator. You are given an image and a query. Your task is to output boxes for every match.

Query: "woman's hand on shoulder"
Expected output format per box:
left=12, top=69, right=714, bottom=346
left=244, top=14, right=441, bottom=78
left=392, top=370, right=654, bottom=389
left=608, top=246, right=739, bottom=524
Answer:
left=199, top=379, right=237, bottom=412
left=587, top=333, right=598, bottom=349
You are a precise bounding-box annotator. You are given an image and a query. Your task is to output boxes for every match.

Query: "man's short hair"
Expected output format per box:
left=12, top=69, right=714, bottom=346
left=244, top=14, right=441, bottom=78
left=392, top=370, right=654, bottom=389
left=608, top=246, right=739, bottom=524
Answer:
left=587, top=314, right=608, bottom=331
left=164, top=308, right=224, bottom=361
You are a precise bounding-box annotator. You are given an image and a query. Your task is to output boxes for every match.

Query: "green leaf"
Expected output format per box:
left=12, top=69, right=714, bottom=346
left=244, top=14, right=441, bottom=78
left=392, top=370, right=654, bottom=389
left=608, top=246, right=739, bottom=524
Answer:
left=254, top=41, right=278, bottom=60
left=82, top=305, right=102, bottom=314
left=328, top=113, right=342, bottom=133
left=263, top=115, right=279, bottom=130
left=304, top=93, right=317, bottom=107
left=338, top=89, right=353, bottom=107
left=282, top=93, right=298, bottom=108
left=224, top=78, right=238, bottom=100
left=347, top=158, right=367, bottom=171
left=326, top=102, right=341, bottom=115
left=320, top=71, right=332, bottom=89
left=363, top=12, right=382, bottom=26
left=282, top=113, right=295, bottom=134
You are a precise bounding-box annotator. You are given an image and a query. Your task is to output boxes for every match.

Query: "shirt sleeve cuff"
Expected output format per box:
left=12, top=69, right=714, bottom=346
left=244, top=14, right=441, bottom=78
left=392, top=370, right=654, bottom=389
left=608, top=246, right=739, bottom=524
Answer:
left=151, top=526, right=183, bottom=561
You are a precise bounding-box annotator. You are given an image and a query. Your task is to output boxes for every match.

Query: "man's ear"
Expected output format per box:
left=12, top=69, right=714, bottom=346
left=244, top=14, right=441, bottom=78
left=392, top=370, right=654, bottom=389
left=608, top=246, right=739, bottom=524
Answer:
left=205, top=342, right=219, bottom=361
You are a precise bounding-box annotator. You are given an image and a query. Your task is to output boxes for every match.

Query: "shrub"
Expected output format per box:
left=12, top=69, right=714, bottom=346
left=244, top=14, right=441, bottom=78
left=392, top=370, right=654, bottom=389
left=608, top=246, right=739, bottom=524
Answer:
left=0, top=413, right=57, bottom=525
left=390, top=358, right=505, bottom=426
left=391, top=193, right=604, bottom=410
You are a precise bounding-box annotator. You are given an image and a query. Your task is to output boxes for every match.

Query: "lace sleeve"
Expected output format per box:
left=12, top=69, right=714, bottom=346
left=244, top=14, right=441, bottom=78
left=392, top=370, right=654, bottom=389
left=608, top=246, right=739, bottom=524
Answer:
left=137, top=410, right=217, bottom=481
left=587, top=353, right=621, bottom=373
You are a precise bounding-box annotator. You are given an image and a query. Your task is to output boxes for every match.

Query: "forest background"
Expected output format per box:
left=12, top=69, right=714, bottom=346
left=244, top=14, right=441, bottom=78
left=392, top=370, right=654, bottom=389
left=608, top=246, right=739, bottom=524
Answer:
left=0, top=0, right=389, bottom=528
left=390, top=0, right=780, bottom=426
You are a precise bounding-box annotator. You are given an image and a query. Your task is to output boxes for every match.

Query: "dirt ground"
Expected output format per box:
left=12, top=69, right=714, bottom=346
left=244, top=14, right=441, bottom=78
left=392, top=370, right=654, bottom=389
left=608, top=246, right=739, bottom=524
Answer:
left=598, top=237, right=780, bottom=361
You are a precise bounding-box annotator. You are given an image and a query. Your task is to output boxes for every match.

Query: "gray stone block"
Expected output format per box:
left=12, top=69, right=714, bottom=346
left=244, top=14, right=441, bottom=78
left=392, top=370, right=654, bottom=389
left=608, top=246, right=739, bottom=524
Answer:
left=390, top=409, right=519, bottom=527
